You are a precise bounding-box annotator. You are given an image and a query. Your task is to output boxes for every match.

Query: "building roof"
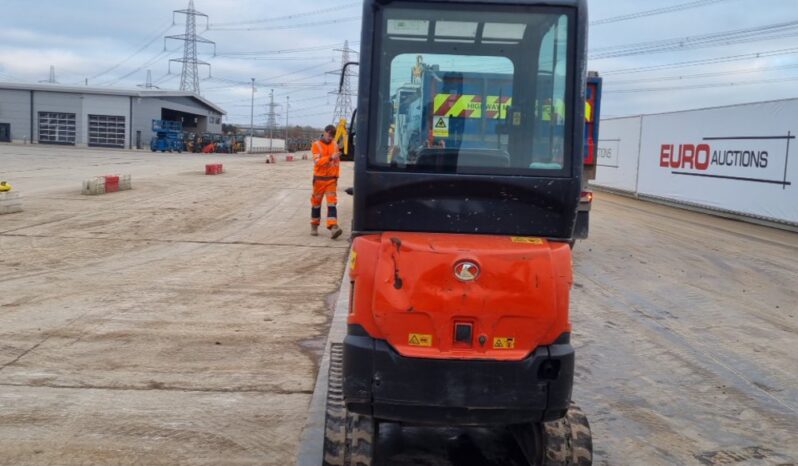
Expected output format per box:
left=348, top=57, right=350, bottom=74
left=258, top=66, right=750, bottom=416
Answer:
left=0, top=81, right=226, bottom=115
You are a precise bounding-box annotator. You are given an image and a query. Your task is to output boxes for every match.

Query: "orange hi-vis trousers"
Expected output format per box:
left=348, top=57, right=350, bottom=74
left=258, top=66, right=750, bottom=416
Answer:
left=311, top=176, right=338, bottom=227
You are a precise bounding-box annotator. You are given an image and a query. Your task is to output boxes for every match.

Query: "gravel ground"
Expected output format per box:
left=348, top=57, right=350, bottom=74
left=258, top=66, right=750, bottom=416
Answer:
left=0, top=145, right=353, bottom=466
left=2, top=144, right=796, bottom=465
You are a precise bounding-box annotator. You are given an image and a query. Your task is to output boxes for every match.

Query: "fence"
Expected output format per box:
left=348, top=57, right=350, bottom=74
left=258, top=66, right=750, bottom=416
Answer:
left=245, top=136, right=286, bottom=153
left=593, top=98, right=798, bottom=227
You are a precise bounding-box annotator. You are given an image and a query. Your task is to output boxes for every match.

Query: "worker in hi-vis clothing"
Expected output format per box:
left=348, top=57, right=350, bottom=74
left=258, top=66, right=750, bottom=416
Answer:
left=310, top=125, right=343, bottom=239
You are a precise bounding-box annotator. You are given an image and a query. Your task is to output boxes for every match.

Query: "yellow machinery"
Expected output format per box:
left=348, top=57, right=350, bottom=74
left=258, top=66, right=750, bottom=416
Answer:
left=333, top=117, right=354, bottom=161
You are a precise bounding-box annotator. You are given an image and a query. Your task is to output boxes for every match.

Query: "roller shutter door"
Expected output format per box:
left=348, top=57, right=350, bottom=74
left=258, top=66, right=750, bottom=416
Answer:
left=88, top=114, right=126, bottom=148
left=39, top=112, right=76, bottom=145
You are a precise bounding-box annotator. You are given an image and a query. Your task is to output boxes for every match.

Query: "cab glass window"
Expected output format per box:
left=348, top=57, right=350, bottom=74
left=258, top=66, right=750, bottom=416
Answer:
left=372, top=5, right=573, bottom=175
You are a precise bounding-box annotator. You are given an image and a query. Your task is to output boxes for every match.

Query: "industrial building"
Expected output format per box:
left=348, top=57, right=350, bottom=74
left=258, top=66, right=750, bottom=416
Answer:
left=0, top=82, right=225, bottom=149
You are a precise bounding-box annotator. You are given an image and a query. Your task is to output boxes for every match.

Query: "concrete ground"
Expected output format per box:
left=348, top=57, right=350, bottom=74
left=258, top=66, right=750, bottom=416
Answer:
left=0, top=145, right=353, bottom=466
left=2, top=144, right=797, bottom=465
left=571, top=194, right=797, bottom=465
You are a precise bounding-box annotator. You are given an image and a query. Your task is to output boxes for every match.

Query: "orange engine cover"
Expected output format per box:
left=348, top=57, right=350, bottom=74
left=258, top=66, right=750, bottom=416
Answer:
left=349, top=233, right=573, bottom=361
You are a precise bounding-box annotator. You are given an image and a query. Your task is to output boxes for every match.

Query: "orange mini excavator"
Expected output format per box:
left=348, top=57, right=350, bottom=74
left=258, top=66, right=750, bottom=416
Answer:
left=324, top=1, right=592, bottom=464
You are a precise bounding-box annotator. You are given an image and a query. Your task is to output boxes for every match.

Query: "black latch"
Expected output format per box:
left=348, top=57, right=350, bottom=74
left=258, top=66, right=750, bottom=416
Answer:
left=454, top=323, right=473, bottom=345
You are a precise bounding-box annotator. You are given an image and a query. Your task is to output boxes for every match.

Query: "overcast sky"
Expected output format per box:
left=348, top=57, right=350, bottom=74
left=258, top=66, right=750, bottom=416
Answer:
left=1, top=0, right=797, bottom=126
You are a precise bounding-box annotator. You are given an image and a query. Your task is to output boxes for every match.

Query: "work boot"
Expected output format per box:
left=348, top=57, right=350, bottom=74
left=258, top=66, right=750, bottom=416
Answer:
left=311, top=224, right=319, bottom=236
left=330, top=224, right=343, bottom=240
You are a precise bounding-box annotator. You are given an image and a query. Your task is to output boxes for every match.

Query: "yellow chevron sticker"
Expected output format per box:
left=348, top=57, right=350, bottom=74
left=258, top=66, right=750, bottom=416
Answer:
left=433, top=94, right=512, bottom=119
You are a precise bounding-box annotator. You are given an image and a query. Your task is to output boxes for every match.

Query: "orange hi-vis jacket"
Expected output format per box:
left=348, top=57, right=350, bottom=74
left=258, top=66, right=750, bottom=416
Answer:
left=312, top=140, right=340, bottom=179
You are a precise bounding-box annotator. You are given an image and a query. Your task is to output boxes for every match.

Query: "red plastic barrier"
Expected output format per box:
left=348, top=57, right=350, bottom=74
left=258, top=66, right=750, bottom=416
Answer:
left=104, top=175, right=120, bottom=193
left=205, top=164, right=223, bottom=175
left=286, top=154, right=295, bottom=162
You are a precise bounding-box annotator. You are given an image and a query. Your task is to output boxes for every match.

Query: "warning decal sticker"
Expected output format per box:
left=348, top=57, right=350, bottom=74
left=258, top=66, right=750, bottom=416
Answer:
left=511, top=237, right=544, bottom=244
left=408, top=333, right=433, bottom=347
left=432, top=116, right=449, bottom=138
left=493, top=337, right=516, bottom=349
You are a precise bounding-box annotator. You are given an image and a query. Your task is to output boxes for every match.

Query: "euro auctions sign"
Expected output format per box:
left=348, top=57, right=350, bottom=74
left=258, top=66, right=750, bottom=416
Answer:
left=635, top=99, right=797, bottom=224
left=659, top=136, right=791, bottom=187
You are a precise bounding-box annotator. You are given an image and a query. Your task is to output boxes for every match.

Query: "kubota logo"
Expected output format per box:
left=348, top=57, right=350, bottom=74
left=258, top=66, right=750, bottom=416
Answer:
left=454, top=261, right=480, bottom=282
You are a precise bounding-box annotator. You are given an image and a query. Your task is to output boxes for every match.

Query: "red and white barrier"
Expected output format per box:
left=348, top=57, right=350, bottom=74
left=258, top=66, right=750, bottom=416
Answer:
left=82, top=174, right=132, bottom=195
left=0, top=191, right=22, bottom=215
left=265, top=153, right=310, bottom=164
left=205, top=163, right=224, bottom=175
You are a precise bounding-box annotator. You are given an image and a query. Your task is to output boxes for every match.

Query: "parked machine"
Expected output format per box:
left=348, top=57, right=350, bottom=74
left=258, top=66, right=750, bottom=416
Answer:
left=323, top=1, right=593, bottom=465
left=387, top=59, right=601, bottom=243
left=334, top=116, right=357, bottom=162
left=150, top=120, right=185, bottom=153
left=391, top=65, right=516, bottom=164
left=574, top=72, right=603, bottom=240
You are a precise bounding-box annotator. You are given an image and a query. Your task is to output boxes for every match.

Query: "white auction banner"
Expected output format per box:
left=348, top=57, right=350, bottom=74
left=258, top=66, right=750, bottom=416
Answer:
left=596, top=98, right=797, bottom=225
left=593, top=116, right=643, bottom=193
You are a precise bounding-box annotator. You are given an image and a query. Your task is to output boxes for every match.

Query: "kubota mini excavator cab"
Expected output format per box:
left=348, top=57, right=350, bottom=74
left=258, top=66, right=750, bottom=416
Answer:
left=324, top=1, right=591, bottom=464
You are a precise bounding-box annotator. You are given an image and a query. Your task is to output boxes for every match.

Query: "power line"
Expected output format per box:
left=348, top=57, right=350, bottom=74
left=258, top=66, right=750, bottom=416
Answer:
left=202, top=81, right=330, bottom=91
left=100, top=47, right=180, bottom=86
left=204, top=69, right=333, bottom=88
left=210, top=2, right=359, bottom=27
left=604, top=63, right=798, bottom=86
left=213, top=56, right=336, bottom=62
left=87, top=22, right=173, bottom=82
left=598, top=47, right=798, bottom=75
left=261, top=63, right=326, bottom=82
left=604, top=75, right=798, bottom=94
left=154, top=72, right=179, bottom=85
left=291, top=110, right=337, bottom=119
left=285, top=102, right=324, bottom=114
left=590, top=20, right=798, bottom=59
left=210, top=16, right=360, bottom=32
left=285, top=93, right=331, bottom=104
left=204, top=66, right=330, bottom=96
left=591, top=0, right=732, bottom=26
left=214, top=41, right=360, bottom=57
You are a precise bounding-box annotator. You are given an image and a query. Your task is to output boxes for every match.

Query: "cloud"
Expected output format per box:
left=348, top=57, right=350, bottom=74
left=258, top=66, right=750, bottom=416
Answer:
left=1, top=48, right=102, bottom=78
left=1, top=0, right=797, bottom=127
